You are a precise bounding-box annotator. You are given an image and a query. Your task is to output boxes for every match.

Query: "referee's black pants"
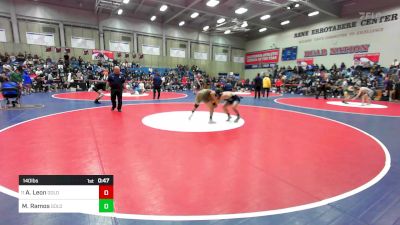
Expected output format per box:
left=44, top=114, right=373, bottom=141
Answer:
left=111, top=89, right=123, bottom=110
left=153, top=86, right=161, bottom=99
left=254, top=87, right=261, bottom=99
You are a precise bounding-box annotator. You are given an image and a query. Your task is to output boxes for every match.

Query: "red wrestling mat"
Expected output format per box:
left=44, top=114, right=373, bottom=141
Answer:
left=52, top=91, right=187, bottom=101
left=0, top=104, right=387, bottom=217
left=276, top=97, right=400, bottom=117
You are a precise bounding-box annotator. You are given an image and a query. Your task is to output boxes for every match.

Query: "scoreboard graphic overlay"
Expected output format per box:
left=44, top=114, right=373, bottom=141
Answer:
left=19, top=175, right=114, bottom=213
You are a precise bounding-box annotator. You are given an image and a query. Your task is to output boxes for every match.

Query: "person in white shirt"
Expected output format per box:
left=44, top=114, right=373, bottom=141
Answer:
left=66, top=72, right=74, bottom=89
left=138, top=82, right=145, bottom=94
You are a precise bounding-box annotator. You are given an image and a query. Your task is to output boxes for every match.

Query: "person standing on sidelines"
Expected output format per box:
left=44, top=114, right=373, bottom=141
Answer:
left=262, top=74, right=272, bottom=98
left=275, top=77, right=283, bottom=94
left=254, top=73, right=262, bottom=99
left=9, top=65, right=23, bottom=104
left=22, top=66, right=33, bottom=95
left=108, top=66, right=125, bottom=112
left=316, top=70, right=328, bottom=100
left=153, top=73, right=162, bottom=99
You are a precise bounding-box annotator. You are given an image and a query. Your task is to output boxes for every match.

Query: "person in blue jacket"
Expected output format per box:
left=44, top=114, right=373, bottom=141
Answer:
left=152, top=73, right=162, bottom=100
left=108, top=66, right=125, bottom=112
left=22, top=69, right=32, bottom=95
left=2, top=81, right=19, bottom=107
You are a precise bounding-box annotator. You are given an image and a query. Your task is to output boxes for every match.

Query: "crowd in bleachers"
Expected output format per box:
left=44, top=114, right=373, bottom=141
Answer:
left=248, top=61, right=400, bottom=101
left=0, top=52, right=211, bottom=97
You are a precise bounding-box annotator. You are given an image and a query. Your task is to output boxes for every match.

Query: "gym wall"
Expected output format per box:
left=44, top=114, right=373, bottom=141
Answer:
left=245, top=6, right=400, bottom=79
left=0, top=0, right=245, bottom=77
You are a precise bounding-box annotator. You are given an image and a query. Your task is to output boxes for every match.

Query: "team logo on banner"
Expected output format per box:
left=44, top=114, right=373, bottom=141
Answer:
left=92, top=50, right=114, bottom=61
left=297, top=58, right=314, bottom=67
left=353, top=53, right=380, bottom=66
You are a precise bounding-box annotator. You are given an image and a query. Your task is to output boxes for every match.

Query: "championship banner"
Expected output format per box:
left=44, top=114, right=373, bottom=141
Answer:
left=353, top=53, right=380, bottom=66
left=245, top=49, right=280, bottom=65
left=92, top=50, right=114, bottom=61
left=297, top=58, right=314, bottom=67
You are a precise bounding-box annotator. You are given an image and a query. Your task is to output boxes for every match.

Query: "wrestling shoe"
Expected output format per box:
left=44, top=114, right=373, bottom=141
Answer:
left=234, top=116, right=240, bottom=123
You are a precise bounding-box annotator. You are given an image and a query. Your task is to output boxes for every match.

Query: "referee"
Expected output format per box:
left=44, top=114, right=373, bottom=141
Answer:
left=153, top=73, right=162, bottom=99
left=254, top=73, right=263, bottom=99
left=108, top=66, right=125, bottom=112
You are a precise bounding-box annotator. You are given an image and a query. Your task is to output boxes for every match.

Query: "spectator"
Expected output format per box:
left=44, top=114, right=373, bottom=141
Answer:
left=22, top=67, right=32, bottom=95
left=8, top=65, right=23, bottom=102
left=393, top=59, right=399, bottom=67
left=275, top=78, right=283, bottom=94
left=315, top=71, right=328, bottom=100
left=78, top=56, right=83, bottom=66
left=138, top=81, right=145, bottom=94
left=10, top=66, right=23, bottom=86
left=383, top=76, right=394, bottom=101
left=2, top=64, right=12, bottom=76
left=262, top=74, right=272, bottom=98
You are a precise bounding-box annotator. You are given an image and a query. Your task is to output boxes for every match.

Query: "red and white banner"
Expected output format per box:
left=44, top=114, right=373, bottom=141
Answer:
left=245, top=49, right=280, bottom=65
left=92, top=50, right=114, bottom=61
left=297, top=58, right=314, bottom=66
left=353, top=53, right=380, bottom=66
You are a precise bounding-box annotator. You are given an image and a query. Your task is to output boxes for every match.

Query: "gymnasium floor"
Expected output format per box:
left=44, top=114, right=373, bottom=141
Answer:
left=0, top=91, right=399, bottom=225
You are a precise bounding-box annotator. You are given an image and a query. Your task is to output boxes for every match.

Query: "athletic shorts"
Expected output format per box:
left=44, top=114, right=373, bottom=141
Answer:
left=93, top=82, right=106, bottom=92
left=367, top=90, right=374, bottom=98
left=226, top=95, right=241, bottom=105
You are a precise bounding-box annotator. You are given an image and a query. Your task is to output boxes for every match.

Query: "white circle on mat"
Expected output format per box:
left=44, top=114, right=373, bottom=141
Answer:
left=104, top=93, right=149, bottom=97
left=326, top=101, right=388, bottom=109
left=142, top=111, right=245, bottom=132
